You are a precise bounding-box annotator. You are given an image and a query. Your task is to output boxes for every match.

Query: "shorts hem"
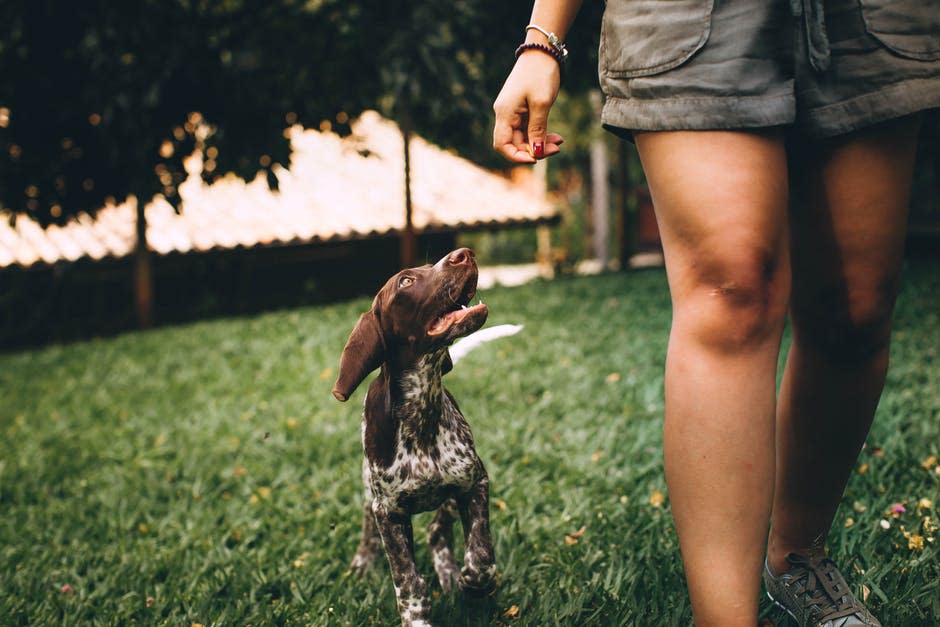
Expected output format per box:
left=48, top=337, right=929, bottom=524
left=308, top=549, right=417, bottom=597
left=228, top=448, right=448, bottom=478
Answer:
left=799, top=75, right=940, bottom=138
left=601, top=92, right=795, bottom=135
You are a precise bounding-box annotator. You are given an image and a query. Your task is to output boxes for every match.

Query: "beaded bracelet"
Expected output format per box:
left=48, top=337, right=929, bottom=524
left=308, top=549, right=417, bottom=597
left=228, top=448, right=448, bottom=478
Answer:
left=525, top=24, right=569, bottom=62
left=515, top=42, right=565, bottom=68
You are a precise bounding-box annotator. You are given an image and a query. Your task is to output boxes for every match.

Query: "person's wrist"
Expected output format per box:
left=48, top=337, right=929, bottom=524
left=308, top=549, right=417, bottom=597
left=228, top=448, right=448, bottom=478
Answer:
left=515, top=43, right=565, bottom=70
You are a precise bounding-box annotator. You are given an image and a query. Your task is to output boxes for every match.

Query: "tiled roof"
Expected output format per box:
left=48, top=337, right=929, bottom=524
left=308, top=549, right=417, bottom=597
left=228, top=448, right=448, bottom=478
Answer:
left=0, top=111, right=554, bottom=269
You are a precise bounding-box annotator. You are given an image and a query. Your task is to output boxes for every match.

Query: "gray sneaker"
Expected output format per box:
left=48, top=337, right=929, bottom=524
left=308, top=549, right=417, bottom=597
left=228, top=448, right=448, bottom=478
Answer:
left=763, top=553, right=882, bottom=627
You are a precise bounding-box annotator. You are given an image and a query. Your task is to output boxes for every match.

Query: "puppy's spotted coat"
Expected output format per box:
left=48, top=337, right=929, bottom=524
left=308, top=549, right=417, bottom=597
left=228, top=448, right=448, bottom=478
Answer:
left=333, top=248, right=496, bottom=626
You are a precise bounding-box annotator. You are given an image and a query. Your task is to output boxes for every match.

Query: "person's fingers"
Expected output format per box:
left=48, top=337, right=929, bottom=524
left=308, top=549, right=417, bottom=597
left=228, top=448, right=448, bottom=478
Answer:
left=494, top=136, right=536, bottom=163
left=495, top=128, right=562, bottom=162
left=492, top=106, right=518, bottom=150
left=505, top=127, right=535, bottom=163
left=526, top=101, right=551, bottom=159
left=541, top=132, right=564, bottom=158
left=494, top=105, right=536, bottom=163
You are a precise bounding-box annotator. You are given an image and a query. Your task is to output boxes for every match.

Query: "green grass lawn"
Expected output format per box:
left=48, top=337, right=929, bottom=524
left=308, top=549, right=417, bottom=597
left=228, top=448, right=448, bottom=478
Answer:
left=1, top=260, right=938, bottom=626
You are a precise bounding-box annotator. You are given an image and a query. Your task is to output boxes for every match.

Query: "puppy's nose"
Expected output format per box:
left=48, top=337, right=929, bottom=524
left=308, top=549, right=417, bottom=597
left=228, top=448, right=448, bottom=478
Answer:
left=448, top=248, right=475, bottom=266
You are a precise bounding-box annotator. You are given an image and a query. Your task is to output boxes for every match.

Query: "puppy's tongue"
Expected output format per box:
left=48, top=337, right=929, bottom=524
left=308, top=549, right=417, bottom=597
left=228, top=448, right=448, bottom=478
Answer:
left=427, top=303, right=485, bottom=336
left=428, top=309, right=461, bottom=336
left=428, top=315, right=453, bottom=336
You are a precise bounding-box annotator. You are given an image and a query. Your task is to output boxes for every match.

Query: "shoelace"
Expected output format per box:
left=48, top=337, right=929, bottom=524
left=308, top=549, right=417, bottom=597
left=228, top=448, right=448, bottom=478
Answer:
left=784, top=553, right=861, bottom=623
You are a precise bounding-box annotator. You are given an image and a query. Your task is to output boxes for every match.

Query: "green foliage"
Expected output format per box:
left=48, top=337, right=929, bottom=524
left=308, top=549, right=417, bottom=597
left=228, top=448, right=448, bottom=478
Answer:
left=2, top=260, right=939, bottom=625
left=1, top=0, right=308, bottom=223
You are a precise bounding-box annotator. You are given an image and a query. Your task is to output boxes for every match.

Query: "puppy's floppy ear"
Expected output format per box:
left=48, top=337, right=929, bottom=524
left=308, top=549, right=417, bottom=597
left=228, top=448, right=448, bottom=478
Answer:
left=332, top=311, right=385, bottom=402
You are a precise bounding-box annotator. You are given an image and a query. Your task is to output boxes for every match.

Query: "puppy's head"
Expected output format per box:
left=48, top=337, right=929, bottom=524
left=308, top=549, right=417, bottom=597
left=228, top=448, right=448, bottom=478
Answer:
left=332, top=248, right=488, bottom=401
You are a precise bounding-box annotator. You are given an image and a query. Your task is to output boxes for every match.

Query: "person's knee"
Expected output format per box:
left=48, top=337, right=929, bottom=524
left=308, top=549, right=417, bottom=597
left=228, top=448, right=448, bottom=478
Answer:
left=674, top=249, right=789, bottom=352
left=792, top=278, right=899, bottom=363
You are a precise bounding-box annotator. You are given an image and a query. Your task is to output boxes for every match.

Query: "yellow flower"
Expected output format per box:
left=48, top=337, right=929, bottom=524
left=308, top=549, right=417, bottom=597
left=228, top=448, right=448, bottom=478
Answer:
left=564, top=526, right=586, bottom=545
left=905, top=532, right=925, bottom=551
left=923, top=516, right=938, bottom=535
left=293, top=552, right=310, bottom=568
left=649, top=491, right=665, bottom=508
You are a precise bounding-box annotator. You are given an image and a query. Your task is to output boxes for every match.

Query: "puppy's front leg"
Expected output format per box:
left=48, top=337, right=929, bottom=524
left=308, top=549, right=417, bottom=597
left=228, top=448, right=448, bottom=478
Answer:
left=372, top=502, right=432, bottom=627
left=457, top=474, right=497, bottom=594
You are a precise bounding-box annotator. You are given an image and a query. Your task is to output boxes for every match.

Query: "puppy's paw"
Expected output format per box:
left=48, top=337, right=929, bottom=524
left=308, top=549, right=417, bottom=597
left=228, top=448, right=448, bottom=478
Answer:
left=458, top=564, right=497, bottom=596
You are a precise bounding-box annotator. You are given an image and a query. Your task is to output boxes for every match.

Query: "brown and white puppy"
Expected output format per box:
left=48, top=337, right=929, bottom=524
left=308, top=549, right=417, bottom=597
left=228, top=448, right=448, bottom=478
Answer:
left=333, top=248, right=496, bottom=627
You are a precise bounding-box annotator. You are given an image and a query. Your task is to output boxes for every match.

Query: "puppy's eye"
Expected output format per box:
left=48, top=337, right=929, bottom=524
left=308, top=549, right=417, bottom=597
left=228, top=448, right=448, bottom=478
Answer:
left=399, top=276, right=415, bottom=288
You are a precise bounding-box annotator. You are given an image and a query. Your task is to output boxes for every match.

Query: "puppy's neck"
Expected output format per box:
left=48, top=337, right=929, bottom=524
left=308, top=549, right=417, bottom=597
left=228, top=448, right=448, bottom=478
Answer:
left=387, top=348, right=449, bottom=440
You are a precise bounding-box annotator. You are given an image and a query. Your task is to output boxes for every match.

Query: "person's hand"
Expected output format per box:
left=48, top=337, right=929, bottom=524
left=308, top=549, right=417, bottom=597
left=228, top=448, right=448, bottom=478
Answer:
left=492, top=51, right=564, bottom=163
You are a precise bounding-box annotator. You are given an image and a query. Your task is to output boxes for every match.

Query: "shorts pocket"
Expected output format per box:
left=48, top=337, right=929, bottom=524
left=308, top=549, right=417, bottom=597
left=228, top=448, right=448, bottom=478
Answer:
left=600, top=0, right=714, bottom=78
left=859, top=0, right=940, bottom=61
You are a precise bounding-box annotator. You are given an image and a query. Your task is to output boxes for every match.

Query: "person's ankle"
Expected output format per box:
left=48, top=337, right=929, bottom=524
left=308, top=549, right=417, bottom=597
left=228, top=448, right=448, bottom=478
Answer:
left=766, top=541, right=815, bottom=577
left=765, top=549, right=792, bottom=577
left=766, top=528, right=827, bottom=576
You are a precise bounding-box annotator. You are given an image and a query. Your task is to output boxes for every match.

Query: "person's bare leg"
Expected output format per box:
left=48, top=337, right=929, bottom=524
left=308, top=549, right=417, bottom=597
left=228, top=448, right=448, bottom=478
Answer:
left=767, top=116, right=922, bottom=573
left=636, top=130, right=791, bottom=625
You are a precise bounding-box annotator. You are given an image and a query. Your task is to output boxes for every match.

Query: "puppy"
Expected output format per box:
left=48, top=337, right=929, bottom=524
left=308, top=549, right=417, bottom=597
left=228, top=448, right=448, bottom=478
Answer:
left=333, top=248, right=496, bottom=627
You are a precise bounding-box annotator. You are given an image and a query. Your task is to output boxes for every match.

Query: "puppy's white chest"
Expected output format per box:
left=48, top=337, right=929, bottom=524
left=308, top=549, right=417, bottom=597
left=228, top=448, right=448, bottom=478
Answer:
left=372, top=423, right=479, bottom=513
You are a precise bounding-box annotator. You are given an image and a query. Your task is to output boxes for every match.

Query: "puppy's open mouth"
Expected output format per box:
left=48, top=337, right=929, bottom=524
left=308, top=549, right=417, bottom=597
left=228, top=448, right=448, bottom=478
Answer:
left=427, top=278, right=485, bottom=337
left=427, top=302, right=488, bottom=336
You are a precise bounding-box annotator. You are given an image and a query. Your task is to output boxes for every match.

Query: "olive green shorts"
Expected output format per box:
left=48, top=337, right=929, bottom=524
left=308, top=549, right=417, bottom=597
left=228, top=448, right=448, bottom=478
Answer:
left=599, top=0, right=940, bottom=139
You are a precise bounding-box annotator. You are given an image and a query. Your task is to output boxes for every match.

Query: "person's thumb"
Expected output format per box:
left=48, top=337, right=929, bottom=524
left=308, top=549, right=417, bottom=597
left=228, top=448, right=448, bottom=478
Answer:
left=526, top=105, right=550, bottom=159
